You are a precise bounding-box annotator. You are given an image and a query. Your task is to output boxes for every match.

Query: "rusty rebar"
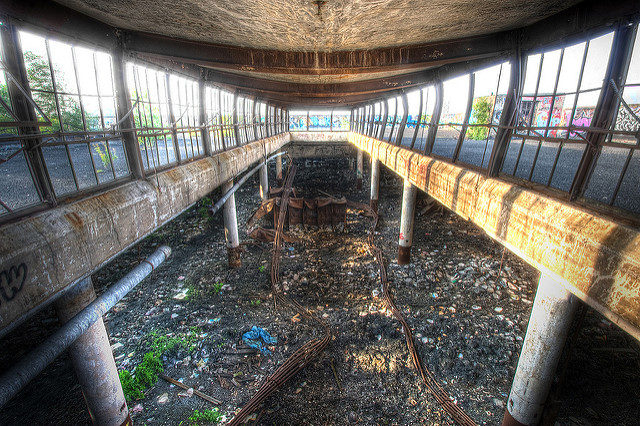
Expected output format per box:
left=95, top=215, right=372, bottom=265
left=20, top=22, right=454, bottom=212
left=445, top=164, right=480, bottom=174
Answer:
left=228, top=163, right=331, bottom=425
left=350, top=201, right=477, bottom=426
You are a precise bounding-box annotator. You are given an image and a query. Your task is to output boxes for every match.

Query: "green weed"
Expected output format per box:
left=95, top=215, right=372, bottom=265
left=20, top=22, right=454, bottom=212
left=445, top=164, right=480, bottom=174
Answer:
left=119, top=330, right=201, bottom=402
left=187, top=408, right=222, bottom=425
left=212, top=282, right=224, bottom=294
left=197, top=196, right=213, bottom=221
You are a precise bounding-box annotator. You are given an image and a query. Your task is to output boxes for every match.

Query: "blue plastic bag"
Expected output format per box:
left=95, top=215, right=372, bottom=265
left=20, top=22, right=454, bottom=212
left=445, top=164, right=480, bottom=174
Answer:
left=242, top=326, right=277, bottom=355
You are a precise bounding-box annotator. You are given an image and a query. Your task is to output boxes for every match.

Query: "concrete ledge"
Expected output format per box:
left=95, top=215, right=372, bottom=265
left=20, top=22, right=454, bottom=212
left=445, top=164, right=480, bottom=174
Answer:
left=290, top=131, right=349, bottom=142
left=0, top=134, right=289, bottom=334
left=287, top=140, right=355, bottom=158
left=349, top=132, right=640, bottom=340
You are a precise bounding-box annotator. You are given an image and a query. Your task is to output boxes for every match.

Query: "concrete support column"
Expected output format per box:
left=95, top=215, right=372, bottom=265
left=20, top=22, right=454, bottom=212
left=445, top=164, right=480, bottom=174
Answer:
left=502, top=273, right=578, bottom=426
left=259, top=162, right=269, bottom=201
left=356, top=149, right=364, bottom=189
left=222, top=179, right=242, bottom=268
left=370, top=158, right=380, bottom=213
left=276, top=152, right=283, bottom=185
left=54, top=277, right=130, bottom=426
left=398, top=178, right=417, bottom=265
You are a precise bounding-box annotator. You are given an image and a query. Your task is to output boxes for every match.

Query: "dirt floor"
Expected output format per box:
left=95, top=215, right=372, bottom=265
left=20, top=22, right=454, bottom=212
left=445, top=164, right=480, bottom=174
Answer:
left=1, top=154, right=639, bottom=425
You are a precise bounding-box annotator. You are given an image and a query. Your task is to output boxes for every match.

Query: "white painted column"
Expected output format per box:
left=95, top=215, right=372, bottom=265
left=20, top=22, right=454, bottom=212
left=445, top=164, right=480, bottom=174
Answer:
left=398, top=178, right=417, bottom=265
left=259, top=163, right=269, bottom=201
left=54, top=277, right=130, bottom=426
left=502, top=273, right=578, bottom=426
left=370, top=158, right=380, bottom=213
left=222, top=179, right=242, bottom=267
left=356, top=149, right=363, bottom=190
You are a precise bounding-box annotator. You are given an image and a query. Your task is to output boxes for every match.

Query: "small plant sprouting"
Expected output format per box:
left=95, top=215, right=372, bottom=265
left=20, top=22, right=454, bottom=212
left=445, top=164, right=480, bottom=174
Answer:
left=197, top=196, right=213, bottom=221
left=187, top=408, right=222, bottom=425
left=258, top=264, right=266, bottom=273
left=212, top=282, right=224, bottom=294
left=118, top=329, right=202, bottom=402
left=250, top=299, right=261, bottom=307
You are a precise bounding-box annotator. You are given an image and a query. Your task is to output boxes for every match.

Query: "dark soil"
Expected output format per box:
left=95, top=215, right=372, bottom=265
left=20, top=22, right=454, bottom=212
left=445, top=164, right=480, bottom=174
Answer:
left=1, top=155, right=639, bottom=425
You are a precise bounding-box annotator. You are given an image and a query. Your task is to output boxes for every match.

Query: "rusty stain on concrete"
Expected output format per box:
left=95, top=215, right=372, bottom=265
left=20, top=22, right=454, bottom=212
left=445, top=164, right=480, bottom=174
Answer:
left=0, top=134, right=289, bottom=333
left=350, top=132, right=640, bottom=340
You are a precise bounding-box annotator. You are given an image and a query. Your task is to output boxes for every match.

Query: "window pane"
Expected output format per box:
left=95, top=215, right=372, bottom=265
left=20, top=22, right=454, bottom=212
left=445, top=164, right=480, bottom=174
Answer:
left=548, top=143, right=584, bottom=192
left=49, top=40, right=78, bottom=94
left=403, top=90, right=421, bottom=147
left=612, top=86, right=640, bottom=145
left=0, top=144, right=41, bottom=213
left=522, top=54, right=542, bottom=95
left=68, top=143, right=97, bottom=189
left=434, top=74, right=469, bottom=158
left=613, top=150, right=640, bottom=214
left=110, top=140, right=129, bottom=178
left=557, top=42, right=586, bottom=93
left=74, top=47, right=98, bottom=96
left=459, top=64, right=503, bottom=167
left=580, top=32, right=614, bottom=91
left=90, top=141, right=114, bottom=184
left=43, top=144, right=76, bottom=196
left=538, top=49, right=562, bottom=95
left=584, top=146, right=629, bottom=204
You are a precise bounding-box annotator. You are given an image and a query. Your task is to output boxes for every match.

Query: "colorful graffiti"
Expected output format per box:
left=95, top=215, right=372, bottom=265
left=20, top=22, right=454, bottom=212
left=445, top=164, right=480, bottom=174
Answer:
left=289, top=115, right=308, bottom=130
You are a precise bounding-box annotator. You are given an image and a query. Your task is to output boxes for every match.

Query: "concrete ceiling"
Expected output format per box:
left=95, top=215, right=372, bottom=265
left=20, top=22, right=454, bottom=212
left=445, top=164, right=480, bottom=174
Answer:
left=16, top=0, right=630, bottom=106
left=54, top=0, right=580, bottom=52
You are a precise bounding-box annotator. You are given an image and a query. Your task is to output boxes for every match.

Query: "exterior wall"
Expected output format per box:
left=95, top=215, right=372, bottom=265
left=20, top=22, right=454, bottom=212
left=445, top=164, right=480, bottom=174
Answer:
left=0, top=134, right=289, bottom=335
left=350, top=131, right=640, bottom=340
left=290, top=131, right=349, bottom=142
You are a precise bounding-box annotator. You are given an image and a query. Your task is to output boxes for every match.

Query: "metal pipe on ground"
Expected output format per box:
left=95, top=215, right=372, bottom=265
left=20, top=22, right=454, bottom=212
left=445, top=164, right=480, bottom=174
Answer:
left=0, top=245, right=171, bottom=410
left=54, top=277, right=130, bottom=425
left=398, top=178, right=417, bottom=265
left=502, top=273, right=578, bottom=426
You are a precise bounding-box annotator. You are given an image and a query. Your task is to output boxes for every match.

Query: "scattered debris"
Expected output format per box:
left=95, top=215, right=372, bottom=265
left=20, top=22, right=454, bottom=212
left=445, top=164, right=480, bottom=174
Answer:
left=159, top=374, right=221, bottom=405
left=242, top=326, right=278, bottom=355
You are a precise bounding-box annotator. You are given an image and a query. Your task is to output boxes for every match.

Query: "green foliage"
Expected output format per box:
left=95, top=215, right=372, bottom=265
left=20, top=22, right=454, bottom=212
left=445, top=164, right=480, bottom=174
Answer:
left=118, top=370, right=144, bottom=401
left=250, top=299, right=261, bottom=307
left=258, top=264, right=266, bottom=273
left=118, top=330, right=201, bottom=402
left=212, top=282, right=224, bottom=294
left=92, top=142, right=117, bottom=172
left=183, top=326, right=202, bottom=353
left=467, top=97, right=493, bottom=140
left=188, top=408, right=222, bottom=425
left=13, top=50, right=111, bottom=171
left=148, top=331, right=182, bottom=355
left=22, top=51, right=100, bottom=134
left=135, top=351, right=164, bottom=389
left=197, top=196, right=212, bottom=221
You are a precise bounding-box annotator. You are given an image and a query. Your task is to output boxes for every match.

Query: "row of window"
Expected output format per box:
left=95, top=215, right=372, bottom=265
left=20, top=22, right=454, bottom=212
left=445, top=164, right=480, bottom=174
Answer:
left=289, top=109, right=350, bottom=131
left=352, top=25, right=640, bottom=216
left=0, top=29, right=287, bottom=218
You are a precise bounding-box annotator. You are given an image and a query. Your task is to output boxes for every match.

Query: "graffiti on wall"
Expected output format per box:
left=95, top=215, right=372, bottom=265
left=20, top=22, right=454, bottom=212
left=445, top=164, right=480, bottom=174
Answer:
left=0, top=263, right=27, bottom=304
